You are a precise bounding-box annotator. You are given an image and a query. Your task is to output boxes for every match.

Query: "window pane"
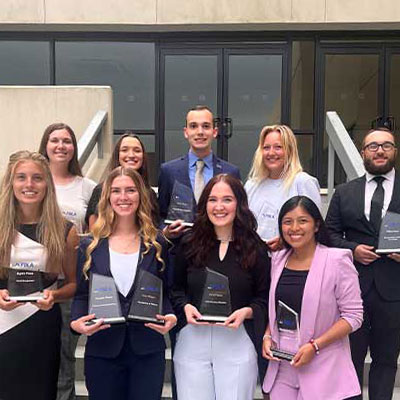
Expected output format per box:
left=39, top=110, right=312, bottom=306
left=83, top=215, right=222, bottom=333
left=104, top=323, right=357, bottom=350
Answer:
left=297, top=134, right=314, bottom=174
left=227, top=54, right=282, bottom=178
left=291, top=41, right=314, bottom=130
left=0, top=41, right=50, bottom=84
left=322, top=54, right=379, bottom=184
left=56, top=42, right=155, bottom=130
left=164, top=54, right=218, bottom=162
left=389, top=54, right=400, bottom=170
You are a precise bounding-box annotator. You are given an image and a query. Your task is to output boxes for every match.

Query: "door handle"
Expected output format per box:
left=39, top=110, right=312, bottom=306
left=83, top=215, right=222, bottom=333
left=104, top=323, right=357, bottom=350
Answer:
left=213, top=117, right=221, bottom=137
left=224, top=118, right=233, bottom=139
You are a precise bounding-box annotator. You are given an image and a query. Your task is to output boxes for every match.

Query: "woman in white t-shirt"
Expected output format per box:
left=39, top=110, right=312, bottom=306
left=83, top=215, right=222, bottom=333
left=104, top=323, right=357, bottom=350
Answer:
left=245, top=125, right=321, bottom=251
left=39, top=122, right=96, bottom=400
left=39, top=123, right=96, bottom=234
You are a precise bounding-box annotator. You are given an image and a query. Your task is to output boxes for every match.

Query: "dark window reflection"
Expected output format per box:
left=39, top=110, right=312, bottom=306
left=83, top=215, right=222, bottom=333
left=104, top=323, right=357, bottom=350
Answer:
left=0, top=41, right=50, bottom=84
left=56, top=42, right=155, bottom=131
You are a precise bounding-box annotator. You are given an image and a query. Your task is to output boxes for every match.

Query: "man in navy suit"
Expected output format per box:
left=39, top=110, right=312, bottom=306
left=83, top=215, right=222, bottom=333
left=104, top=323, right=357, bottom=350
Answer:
left=158, top=105, right=241, bottom=238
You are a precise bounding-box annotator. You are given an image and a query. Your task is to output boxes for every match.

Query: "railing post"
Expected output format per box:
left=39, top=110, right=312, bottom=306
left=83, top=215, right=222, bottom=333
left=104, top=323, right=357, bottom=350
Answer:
left=97, top=125, right=104, bottom=159
left=78, top=110, right=108, bottom=166
left=328, top=139, right=335, bottom=203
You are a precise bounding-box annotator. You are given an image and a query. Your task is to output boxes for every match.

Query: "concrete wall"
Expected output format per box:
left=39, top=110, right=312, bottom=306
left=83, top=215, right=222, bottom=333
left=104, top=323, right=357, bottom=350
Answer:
left=0, top=86, right=113, bottom=179
left=0, top=0, right=399, bottom=30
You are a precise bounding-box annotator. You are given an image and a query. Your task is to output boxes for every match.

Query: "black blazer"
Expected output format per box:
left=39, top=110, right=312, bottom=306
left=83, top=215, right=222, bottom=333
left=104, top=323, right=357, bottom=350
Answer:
left=157, top=153, right=241, bottom=223
left=71, top=235, right=173, bottom=358
left=325, top=171, right=400, bottom=301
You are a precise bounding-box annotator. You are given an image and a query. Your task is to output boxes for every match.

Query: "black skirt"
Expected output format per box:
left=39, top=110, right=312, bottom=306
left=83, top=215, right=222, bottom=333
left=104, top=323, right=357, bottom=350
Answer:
left=0, top=304, right=61, bottom=400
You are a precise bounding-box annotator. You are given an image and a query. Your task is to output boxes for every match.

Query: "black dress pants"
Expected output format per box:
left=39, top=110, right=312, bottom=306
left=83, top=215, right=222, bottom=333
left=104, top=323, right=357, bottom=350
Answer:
left=350, top=283, right=400, bottom=400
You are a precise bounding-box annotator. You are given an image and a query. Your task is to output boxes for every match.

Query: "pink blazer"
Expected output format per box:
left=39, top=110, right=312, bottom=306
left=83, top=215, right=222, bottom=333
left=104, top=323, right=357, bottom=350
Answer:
left=263, top=244, right=363, bottom=400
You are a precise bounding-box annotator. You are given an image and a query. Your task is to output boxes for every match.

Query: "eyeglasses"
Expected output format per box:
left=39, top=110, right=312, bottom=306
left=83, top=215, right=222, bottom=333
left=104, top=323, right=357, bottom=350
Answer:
left=363, top=141, right=396, bottom=152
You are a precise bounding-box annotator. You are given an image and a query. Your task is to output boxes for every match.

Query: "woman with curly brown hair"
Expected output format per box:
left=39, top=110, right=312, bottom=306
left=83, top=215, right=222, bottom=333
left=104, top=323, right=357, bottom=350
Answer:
left=171, top=173, right=270, bottom=400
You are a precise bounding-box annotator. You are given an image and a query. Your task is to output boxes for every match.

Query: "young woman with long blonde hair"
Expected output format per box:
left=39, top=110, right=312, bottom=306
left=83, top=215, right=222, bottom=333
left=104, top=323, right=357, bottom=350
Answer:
left=0, top=150, right=78, bottom=400
left=71, top=167, right=176, bottom=400
left=245, top=125, right=321, bottom=250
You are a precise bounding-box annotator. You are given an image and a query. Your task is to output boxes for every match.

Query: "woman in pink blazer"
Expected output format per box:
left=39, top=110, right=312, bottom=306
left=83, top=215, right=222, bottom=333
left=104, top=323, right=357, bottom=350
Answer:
left=263, top=195, right=363, bottom=400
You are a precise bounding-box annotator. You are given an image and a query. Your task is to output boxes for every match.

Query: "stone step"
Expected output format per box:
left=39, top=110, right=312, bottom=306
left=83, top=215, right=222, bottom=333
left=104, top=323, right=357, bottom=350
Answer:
left=75, top=343, right=400, bottom=386
left=74, top=336, right=400, bottom=399
left=76, top=382, right=265, bottom=400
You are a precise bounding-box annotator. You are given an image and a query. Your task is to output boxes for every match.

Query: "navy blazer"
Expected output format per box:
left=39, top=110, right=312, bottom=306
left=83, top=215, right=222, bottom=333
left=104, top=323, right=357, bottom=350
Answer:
left=158, top=153, right=241, bottom=222
left=71, top=235, right=173, bottom=358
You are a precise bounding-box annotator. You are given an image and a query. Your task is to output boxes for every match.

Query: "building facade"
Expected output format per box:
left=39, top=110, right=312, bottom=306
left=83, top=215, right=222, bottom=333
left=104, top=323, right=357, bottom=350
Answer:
left=1, top=0, right=400, bottom=184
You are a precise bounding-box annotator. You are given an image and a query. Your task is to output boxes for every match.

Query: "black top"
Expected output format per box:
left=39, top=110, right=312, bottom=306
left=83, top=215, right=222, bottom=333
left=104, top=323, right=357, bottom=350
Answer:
left=171, top=239, right=270, bottom=351
left=85, top=182, right=160, bottom=226
left=275, top=267, right=309, bottom=317
left=19, top=223, right=39, bottom=242
left=18, top=221, right=73, bottom=243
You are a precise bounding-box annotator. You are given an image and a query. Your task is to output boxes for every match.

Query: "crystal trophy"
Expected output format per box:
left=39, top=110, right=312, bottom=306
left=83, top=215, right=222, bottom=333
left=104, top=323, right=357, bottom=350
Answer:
left=197, top=268, right=232, bottom=323
left=128, top=269, right=164, bottom=325
left=7, top=268, right=45, bottom=302
left=85, top=273, right=125, bottom=325
left=271, top=300, right=300, bottom=361
left=164, top=181, right=195, bottom=227
left=376, top=212, right=400, bottom=254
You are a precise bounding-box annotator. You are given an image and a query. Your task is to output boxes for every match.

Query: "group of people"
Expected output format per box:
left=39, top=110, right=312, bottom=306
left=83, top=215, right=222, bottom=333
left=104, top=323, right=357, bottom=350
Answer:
left=0, top=104, right=398, bottom=400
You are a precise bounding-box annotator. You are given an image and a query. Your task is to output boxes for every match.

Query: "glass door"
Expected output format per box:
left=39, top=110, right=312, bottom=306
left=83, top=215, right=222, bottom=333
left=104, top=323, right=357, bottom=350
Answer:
left=223, top=48, right=287, bottom=178
left=317, top=46, right=384, bottom=184
left=158, top=45, right=288, bottom=179
left=159, top=48, right=221, bottom=163
left=385, top=48, right=400, bottom=169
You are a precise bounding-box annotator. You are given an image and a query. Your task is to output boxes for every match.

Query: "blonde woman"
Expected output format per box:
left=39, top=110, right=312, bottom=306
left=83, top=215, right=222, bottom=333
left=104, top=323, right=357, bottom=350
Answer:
left=0, top=151, right=78, bottom=400
left=71, top=167, right=176, bottom=400
left=245, top=125, right=321, bottom=250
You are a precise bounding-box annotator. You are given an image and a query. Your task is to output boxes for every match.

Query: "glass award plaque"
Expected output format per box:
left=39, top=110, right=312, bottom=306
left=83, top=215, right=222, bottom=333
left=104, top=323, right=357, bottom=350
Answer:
left=164, top=181, right=195, bottom=227
left=257, top=201, right=279, bottom=241
left=85, top=273, right=125, bottom=325
left=128, top=269, right=164, bottom=325
left=197, top=268, right=232, bottom=323
left=376, top=212, right=400, bottom=254
left=271, top=300, right=300, bottom=361
left=7, top=268, right=45, bottom=302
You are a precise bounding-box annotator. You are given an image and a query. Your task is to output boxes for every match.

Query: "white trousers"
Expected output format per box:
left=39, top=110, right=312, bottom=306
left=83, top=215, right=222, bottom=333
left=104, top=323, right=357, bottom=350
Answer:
left=174, top=324, right=258, bottom=400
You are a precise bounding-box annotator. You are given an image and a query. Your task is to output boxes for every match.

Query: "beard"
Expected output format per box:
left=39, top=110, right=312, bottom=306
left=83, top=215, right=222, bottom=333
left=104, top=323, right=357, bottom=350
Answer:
left=364, top=155, right=396, bottom=175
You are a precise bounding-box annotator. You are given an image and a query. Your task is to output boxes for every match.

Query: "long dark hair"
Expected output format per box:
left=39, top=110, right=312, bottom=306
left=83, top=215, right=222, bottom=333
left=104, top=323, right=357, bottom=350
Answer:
left=183, top=174, right=264, bottom=269
left=39, top=122, right=82, bottom=176
left=107, top=132, right=149, bottom=187
left=278, top=196, right=331, bottom=248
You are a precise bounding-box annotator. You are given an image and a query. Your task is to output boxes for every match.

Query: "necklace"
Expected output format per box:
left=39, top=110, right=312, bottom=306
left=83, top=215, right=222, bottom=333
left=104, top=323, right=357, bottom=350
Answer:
left=110, top=233, right=139, bottom=254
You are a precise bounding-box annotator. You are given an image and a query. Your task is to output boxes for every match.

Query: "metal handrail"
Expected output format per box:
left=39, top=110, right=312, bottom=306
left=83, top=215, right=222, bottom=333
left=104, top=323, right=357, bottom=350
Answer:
left=77, top=110, right=108, bottom=167
left=326, top=111, right=365, bottom=202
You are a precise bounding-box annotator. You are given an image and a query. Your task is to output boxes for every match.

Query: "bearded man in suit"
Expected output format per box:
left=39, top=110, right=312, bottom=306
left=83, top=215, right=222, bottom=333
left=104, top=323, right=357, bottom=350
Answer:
left=326, top=127, right=400, bottom=400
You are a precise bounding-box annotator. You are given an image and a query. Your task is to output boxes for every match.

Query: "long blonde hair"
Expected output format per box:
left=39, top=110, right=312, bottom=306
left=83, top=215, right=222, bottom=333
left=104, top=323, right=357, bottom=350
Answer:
left=0, top=151, right=66, bottom=274
left=83, top=167, right=164, bottom=279
left=247, top=124, right=303, bottom=189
